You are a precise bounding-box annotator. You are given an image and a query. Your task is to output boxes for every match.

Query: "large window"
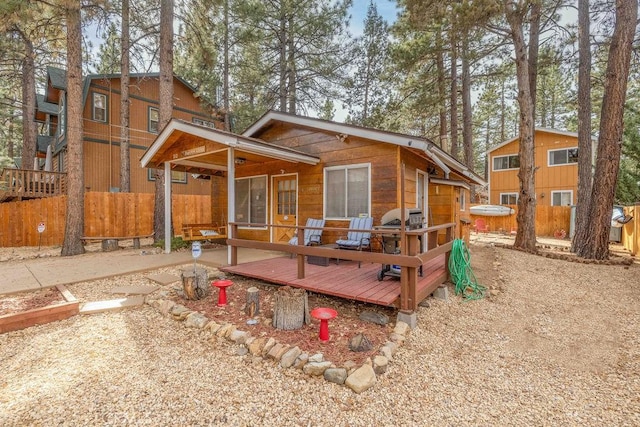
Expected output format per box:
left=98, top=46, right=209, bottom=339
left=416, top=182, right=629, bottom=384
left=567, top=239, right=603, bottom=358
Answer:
left=324, top=164, right=370, bottom=219
left=235, top=175, right=267, bottom=226
left=92, top=92, right=107, bottom=122
left=548, top=148, right=578, bottom=166
left=500, top=193, right=518, bottom=205
left=148, top=107, right=159, bottom=133
left=493, top=154, right=520, bottom=171
left=551, top=190, right=572, bottom=206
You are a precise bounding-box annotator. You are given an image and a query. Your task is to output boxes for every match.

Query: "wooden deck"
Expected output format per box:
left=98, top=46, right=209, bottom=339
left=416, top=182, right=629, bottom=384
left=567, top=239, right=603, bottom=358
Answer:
left=221, top=254, right=447, bottom=308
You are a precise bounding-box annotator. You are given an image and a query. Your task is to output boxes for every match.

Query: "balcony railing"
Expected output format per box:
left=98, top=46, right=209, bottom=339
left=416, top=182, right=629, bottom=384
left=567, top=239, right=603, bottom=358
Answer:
left=0, top=168, right=67, bottom=202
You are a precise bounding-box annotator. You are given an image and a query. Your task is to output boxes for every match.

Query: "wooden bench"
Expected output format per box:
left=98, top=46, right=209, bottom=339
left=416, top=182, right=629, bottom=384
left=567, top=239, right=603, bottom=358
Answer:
left=81, top=234, right=154, bottom=251
left=181, top=223, right=227, bottom=242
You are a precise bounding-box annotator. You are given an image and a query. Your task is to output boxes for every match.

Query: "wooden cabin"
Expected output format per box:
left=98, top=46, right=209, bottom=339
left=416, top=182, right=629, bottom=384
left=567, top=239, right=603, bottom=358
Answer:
left=488, top=128, right=595, bottom=207
left=36, top=66, right=222, bottom=195
left=142, top=111, right=485, bottom=313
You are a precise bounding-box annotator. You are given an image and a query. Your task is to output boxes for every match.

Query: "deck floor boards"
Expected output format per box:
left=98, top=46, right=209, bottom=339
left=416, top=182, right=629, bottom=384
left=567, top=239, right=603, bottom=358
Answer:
left=221, top=254, right=447, bottom=307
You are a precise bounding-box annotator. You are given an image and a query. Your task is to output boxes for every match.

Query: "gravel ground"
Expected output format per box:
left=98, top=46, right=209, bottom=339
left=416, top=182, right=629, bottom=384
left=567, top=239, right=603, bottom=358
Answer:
left=1, top=242, right=639, bottom=426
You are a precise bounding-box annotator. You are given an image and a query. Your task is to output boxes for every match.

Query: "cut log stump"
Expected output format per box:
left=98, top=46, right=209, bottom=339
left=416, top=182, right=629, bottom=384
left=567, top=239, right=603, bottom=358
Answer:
left=245, top=287, right=260, bottom=317
left=181, top=267, right=210, bottom=300
left=272, top=286, right=310, bottom=330
left=101, top=239, right=119, bottom=252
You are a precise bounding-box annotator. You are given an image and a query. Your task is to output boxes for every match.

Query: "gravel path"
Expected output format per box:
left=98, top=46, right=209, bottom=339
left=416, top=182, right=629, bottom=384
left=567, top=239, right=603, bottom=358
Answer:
left=1, top=244, right=638, bottom=426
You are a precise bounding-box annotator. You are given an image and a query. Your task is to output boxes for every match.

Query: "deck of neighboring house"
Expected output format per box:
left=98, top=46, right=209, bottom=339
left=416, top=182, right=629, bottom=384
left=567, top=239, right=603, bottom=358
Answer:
left=0, top=168, right=67, bottom=202
left=221, top=253, right=447, bottom=308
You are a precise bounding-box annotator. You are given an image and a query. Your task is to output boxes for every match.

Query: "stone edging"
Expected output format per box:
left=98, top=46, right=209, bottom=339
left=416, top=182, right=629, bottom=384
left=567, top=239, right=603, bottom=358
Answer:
left=492, top=243, right=634, bottom=266
left=145, top=296, right=411, bottom=393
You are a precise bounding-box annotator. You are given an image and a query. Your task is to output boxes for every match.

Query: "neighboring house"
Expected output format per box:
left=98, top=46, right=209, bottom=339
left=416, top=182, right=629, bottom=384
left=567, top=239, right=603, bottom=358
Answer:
left=36, top=66, right=222, bottom=195
left=487, top=128, right=595, bottom=207
left=142, top=110, right=486, bottom=244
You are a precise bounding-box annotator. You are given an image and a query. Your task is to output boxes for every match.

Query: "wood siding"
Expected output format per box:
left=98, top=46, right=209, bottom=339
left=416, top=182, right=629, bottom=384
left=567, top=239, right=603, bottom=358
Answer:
left=72, top=76, right=219, bottom=194
left=0, top=193, right=212, bottom=247
left=470, top=204, right=572, bottom=237
left=489, top=130, right=579, bottom=206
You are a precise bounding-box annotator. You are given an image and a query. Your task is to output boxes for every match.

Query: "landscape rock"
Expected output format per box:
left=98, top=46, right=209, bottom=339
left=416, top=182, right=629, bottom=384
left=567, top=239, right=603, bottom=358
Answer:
left=293, top=353, right=309, bottom=369
left=349, top=333, right=373, bottom=352
left=261, top=337, right=277, bottom=357
left=393, top=321, right=410, bottom=336
left=247, top=337, right=267, bottom=356
left=303, top=361, right=332, bottom=376
left=280, top=346, right=302, bottom=368
left=345, top=364, right=377, bottom=394
left=308, top=353, right=324, bottom=363
left=373, top=355, right=388, bottom=375
left=267, top=343, right=290, bottom=361
left=229, top=330, right=250, bottom=344
left=184, top=312, right=209, bottom=328
left=358, top=310, right=389, bottom=325
left=323, top=368, right=348, bottom=385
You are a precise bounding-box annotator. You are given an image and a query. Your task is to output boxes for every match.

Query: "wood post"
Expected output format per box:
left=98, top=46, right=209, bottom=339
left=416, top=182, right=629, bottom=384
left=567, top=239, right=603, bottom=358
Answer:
left=272, top=286, right=310, bottom=330
left=245, top=286, right=260, bottom=317
left=181, top=267, right=210, bottom=300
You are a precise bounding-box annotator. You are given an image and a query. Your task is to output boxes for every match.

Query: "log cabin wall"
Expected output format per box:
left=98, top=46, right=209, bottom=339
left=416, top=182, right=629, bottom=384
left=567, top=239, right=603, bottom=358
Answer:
left=489, top=130, right=580, bottom=206
left=81, top=76, right=219, bottom=195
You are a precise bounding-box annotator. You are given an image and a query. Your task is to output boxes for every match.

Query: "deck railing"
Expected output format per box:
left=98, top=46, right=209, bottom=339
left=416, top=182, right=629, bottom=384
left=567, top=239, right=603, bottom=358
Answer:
left=226, top=221, right=456, bottom=311
left=0, top=168, right=67, bottom=201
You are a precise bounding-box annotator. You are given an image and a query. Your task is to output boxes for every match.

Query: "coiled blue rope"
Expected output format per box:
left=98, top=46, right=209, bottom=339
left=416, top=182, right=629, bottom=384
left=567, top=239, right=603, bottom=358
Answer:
left=448, top=239, right=486, bottom=301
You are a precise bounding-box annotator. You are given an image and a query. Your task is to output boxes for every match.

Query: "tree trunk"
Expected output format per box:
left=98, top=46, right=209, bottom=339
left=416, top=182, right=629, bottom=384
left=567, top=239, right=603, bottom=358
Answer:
left=119, top=0, right=131, bottom=193
left=436, top=29, right=448, bottom=152
left=20, top=35, right=37, bottom=169
left=223, top=0, right=231, bottom=132
left=506, top=4, right=537, bottom=252
left=278, top=3, right=287, bottom=112
left=181, top=267, right=210, bottom=300
left=61, top=3, right=85, bottom=256
left=461, top=32, right=473, bottom=169
left=575, top=0, right=637, bottom=260
left=245, top=286, right=260, bottom=317
left=571, top=0, right=593, bottom=253
left=154, top=0, right=174, bottom=243
left=272, top=286, right=310, bottom=330
left=287, top=13, right=296, bottom=114
left=449, top=29, right=459, bottom=160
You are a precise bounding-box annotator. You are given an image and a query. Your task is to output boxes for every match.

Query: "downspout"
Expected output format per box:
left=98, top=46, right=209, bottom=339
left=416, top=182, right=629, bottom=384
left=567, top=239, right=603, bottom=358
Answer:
left=409, top=140, right=450, bottom=179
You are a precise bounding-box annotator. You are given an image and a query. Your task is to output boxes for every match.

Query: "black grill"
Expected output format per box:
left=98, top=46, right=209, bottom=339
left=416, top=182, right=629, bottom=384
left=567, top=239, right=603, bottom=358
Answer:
left=380, top=208, right=423, bottom=230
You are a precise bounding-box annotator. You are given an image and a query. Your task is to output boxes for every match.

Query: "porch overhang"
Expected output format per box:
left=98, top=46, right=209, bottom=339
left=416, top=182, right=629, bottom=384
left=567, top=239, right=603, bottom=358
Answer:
left=140, top=119, right=320, bottom=174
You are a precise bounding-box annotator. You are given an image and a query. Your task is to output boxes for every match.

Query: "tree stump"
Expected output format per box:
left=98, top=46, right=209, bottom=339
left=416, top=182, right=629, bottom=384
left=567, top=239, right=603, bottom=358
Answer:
left=181, top=267, right=210, bottom=300
left=245, top=287, right=260, bottom=317
left=272, top=286, right=310, bottom=330
left=101, top=239, right=119, bottom=252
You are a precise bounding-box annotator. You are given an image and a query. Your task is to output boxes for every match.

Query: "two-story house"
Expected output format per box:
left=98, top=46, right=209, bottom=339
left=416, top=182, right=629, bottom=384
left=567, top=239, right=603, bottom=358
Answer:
left=36, top=66, right=222, bottom=195
left=488, top=128, right=595, bottom=207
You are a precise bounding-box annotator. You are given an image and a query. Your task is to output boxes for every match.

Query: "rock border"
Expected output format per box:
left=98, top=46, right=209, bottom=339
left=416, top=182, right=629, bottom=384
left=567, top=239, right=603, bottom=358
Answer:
left=492, top=243, right=634, bottom=266
left=145, top=295, right=411, bottom=393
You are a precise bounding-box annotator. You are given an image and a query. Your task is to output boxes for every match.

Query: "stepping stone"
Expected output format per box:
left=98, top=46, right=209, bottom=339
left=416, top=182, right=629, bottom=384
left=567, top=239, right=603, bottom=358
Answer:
left=110, top=285, right=159, bottom=295
left=146, top=273, right=180, bottom=285
left=79, top=296, right=146, bottom=315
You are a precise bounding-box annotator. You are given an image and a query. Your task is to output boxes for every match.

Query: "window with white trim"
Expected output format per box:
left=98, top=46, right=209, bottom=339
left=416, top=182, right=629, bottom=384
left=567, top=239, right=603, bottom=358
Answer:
left=235, top=175, right=267, bottom=226
left=548, top=148, right=578, bottom=166
left=493, top=154, right=519, bottom=170
left=147, top=169, right=187, bottom=184
left=551, top=190, right=572, bottom=206
left=148, top=107, right=159, bottom=133
left=500, top=193, right=518, bottom=205
left=324, top=164, right=370, bottom=219
left=92, top=92, right=107, bottom=122
left=460, top=189, right=467, bottom=211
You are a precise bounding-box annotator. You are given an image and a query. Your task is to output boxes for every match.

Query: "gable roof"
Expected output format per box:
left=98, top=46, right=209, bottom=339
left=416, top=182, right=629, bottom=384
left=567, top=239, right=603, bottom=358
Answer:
left=36, top=94, right=59, bottom=116
left=487, top=128, right=594, bottom=154
left=243, top=110, right=485, bottom=186
left=47, top=66, right=67, bottom=90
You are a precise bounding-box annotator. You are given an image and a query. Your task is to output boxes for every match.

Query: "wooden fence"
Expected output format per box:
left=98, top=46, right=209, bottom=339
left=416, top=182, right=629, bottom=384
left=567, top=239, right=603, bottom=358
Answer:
left=470, top=204, right=572, bottom=237
left=621, top=205, right=639, bottom=255
left=0, top=192, right=212, bottom=247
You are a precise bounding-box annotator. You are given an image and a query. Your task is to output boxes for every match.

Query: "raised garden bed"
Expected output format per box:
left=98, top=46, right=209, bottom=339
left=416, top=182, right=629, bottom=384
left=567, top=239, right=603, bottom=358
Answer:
left=0, top=285, right=79, bottom=334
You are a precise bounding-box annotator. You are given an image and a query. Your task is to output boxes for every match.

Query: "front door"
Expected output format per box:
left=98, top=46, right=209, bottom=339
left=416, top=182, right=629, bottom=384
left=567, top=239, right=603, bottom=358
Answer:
left=273, top=175, right=297, bottom=243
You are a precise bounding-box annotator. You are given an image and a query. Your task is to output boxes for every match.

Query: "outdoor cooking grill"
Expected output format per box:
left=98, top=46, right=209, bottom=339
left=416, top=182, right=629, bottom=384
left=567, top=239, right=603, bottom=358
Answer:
left=376, top=208, right=423, bottom=281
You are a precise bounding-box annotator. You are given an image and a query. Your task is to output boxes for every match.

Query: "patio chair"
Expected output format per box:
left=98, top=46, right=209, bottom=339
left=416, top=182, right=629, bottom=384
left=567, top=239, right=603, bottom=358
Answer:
left=474, top=218, right=489, bottom=234
left=289, top=218, right=325, bottom=252
left=336, top=217, right=374, bottom=267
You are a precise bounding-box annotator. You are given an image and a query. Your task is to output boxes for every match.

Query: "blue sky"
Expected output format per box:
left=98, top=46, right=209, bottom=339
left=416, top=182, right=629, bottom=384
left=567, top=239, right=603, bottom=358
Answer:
left=348, top=0, right=399, bottom=36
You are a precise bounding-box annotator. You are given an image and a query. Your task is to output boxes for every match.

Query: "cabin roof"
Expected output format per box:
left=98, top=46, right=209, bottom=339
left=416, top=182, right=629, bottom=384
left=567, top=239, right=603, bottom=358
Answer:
left=243, top=110, right=485, bottom=186
left=36, top=94, right=59, bottom=115
left=141, top=119, right=320, bottom=173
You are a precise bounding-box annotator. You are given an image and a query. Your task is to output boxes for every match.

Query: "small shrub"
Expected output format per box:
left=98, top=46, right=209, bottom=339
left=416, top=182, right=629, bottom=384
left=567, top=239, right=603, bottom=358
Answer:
left=153, top=236, right=189, bottom=251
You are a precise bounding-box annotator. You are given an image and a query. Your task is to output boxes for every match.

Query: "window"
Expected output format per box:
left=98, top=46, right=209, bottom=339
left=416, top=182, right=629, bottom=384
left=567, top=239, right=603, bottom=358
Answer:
left=500, top=193, right=518, bottom=205
left=92, top=93, right=107, bottom=122
left=493, top=155, right=519, bottom=171
left=235, top=176, right=267, bottom=226
left=148, top=107, right=159, bottom=133
left=324, top=164, right=370, bottom=219
left=460, top=189, right=467, bottom=211
left=548, top=148, right=578, bottom=166
left=147, top=169, right=187, bottom=184
left=192, top=117, right=217, bottom=129
left=59, top=95, right=66, bottom=137
left=551, top=190, right=572, bottom=206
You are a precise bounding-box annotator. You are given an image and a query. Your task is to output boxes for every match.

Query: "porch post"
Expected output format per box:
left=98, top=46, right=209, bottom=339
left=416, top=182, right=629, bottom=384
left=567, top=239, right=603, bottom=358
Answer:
left=227, top=147, right=235, bottom=265
left=164, top=161, right=172, bottom=254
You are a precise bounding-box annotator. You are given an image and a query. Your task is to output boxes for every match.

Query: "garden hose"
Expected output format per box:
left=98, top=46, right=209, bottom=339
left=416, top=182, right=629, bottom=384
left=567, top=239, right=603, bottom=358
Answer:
left=448, top=239, right=486, bottom=301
